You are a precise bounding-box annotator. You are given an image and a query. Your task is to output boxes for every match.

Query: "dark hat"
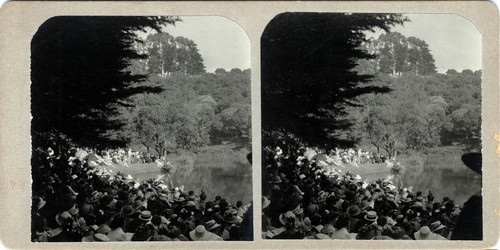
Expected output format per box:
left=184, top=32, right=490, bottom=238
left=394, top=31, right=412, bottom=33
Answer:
left=347, top=205, right=361, bottom=217
left=462, top=153, right=482, bottom=174
left=270, top=175, right=282, bottom=184
left=120, top=205, right=135, bottom=216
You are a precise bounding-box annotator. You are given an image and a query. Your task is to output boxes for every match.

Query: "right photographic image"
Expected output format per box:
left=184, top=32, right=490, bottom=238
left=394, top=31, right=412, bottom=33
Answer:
left=261, top=13, right=482, bottom=240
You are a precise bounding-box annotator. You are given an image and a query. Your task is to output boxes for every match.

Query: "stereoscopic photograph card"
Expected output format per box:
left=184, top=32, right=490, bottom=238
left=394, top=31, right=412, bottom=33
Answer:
left=0, top=1, right=498, bottom=249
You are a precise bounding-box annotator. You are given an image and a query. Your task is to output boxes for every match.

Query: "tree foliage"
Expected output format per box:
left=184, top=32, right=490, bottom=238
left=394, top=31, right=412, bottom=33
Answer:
left=358, top=32, right=437, bottom=76
left=131, top=32, right=205, bottom=76
left=31, top=16, right=180, bottom=149
left=261, top=13, right=408, bottom=148
left=123, top=69, right=251, bottom=156
left=351, top=70, right=481, bottom=156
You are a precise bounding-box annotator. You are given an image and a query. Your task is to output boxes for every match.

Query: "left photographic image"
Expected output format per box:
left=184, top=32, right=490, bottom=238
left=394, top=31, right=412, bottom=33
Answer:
left=30, top=16, right=252, bottom=242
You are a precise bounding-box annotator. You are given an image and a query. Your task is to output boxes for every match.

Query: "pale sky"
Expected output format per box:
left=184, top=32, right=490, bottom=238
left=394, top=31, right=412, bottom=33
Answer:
left=146, top=14, right=481, bottom=74
left=161, top=16, right=251, bottom=73
left=368, top=14, right=482, bottom=73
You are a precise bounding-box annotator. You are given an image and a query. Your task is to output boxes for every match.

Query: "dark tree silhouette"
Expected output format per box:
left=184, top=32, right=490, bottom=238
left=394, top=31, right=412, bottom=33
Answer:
left=31, top=16, right=179, bottom=149
left=261, top=13, right=407, bottom=148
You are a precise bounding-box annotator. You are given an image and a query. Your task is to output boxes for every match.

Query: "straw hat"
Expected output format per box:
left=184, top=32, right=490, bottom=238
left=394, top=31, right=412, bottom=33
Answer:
left=430, top=221, right=446, bottom=232
left=204, top=220, right=220, bottom=231
left=189, top=225, right=211, bottom=241
left=364, top=211, right=378, bottom=222
left=139, top=210, right=152, bottom=221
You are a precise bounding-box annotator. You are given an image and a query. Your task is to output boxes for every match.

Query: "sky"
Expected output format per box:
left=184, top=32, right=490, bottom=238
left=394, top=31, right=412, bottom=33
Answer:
left=157, top=14, right=481, bottom=74
left=161, top=16, right=251, bottom=73
left=367, top=14, right=482, bottom=73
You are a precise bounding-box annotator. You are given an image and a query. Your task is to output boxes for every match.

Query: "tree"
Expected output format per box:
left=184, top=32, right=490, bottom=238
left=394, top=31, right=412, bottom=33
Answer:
left=31, top=16, right=180, bottom=149
left=261, top=13, right=407, bottom=148
left=359, top=32, right=437, bottom=76
left=140, top=33, right=205, bottom=76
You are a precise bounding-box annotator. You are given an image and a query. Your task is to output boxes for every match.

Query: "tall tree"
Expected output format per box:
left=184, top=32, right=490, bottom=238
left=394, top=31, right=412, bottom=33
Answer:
left=31, top=16, right=180, bottom=149
left=261, top=13, right=407, bottom=148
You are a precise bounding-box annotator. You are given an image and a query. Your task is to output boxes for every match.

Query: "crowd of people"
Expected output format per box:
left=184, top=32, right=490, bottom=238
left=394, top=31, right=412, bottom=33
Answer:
left=295, top=147, right=391, bottom=170
left=31, top=145, right=253, bottom=242
left=262, top=146, right=480, bottom=240
left=75, top=147, right=159, bottom=166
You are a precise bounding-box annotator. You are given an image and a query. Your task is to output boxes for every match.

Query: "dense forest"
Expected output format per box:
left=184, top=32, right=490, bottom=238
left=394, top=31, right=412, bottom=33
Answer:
left=119, top=32, right=251, bottom=156
left=348, top=32, right=481, bottom=157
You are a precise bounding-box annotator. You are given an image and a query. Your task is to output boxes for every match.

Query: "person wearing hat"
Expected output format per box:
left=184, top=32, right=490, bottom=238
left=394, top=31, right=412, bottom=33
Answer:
left=130, top=211, right=154, bottom=241
left=451, top=153, right=482, bottom=240
left=273, top=211, right=304, bottom=239
left=189, top=225, right=222, bottom=241
left=107, top=214, right=129, bottom=241
left=414, top=226, right=446, bottom=240
left=32, top=196, right=50, bottom=242
left=204, top=219, right=222, bottom=236
left=81, top=233, right=110, bottom=242
left=430, top=220, right=448, bottom=239
left=346, top=205, right=361, bottom=233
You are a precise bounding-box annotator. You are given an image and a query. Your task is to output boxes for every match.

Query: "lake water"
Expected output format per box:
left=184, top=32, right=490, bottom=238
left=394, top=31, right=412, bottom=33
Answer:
left=354, top=151, right=482, bottom=205
left=400, top=153, right=482, bottom=205
left=122, top=148, right=253, bottom=205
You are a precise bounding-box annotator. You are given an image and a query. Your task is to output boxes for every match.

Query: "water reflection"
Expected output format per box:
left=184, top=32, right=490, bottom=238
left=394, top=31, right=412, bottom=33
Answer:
left=171, top=162, right=253, bottom=205
left=401, top=154, right=481, bottom=205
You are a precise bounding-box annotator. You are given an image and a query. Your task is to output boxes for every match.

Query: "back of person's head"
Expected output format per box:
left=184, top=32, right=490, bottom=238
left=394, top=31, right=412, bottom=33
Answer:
left=377, top=216, right=387, bottom=227
left=310, top=214, right=322, bottom=226
left=236, top=201, right=243, bottom=207
left=109, top=214, right=125, bottom=229
left=151, top=215, right=162, bottom=226
left=334, top=215, right=350, bottom=229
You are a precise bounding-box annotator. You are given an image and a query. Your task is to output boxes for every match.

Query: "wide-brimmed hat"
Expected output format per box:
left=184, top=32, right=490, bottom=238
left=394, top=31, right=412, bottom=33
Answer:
left=97, top=224, right=111, bottom=234
left=204, top=219, right=220, bottom=231
left=46, top=176, right=56, bottom=184
left=262, top=196, right=271, bottom=209
left=360, top=200, right=371, bottom=211
left=120, top=205, right=135, bottom=216
left=414, top=226, right=434, bottom=240
left=462, top=153, right=482, bottom=174
left=306, top=204, right=319, bottom=215
left=321, top=224, right=335, bottom=234
left=189, top=225, right=211, bottom=241
left=347, top=205, right=361, bottom=217
left=139, top=210, right=152, bottom=221
left=314, top=233, right=331, bottom=239
left=82, top=233, right=110, bottom=242
left=33, top=197, right=46, bottom=210
left=279, top=211, right=296, bottom=226
left=270, top=176, right=282, bottom=184
left=291, top=204, right=303, bottom=215
left=224, top=214, right=239, bottom=224
left=364, top=211, right=378, bottom=222
left=430, top=221, right=446, bottom=232
left=133, top=199, right=146, bottom=210
left=55, top=211, right=72, bottom=226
